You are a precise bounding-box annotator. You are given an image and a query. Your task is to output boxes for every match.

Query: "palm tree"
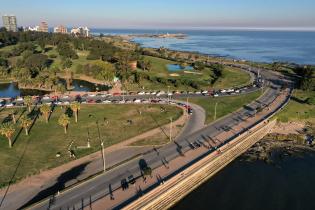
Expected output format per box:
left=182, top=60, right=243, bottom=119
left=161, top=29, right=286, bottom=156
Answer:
left=0, top=122, right=16, bottom=148
left=70, top=102, right=80, bottom=123
left=10, top=110, right=16, bottom=124
left=58, top=114, right=70, bottom=134
left=24, top=96, right=33, bottom=113
left=20, top=115, right=32, bottom=136
left=40, top=104, right=51, bottom=123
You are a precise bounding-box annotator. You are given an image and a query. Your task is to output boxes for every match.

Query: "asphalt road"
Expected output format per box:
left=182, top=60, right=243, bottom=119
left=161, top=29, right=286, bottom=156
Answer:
left=24, top=65, right=293, bottom=210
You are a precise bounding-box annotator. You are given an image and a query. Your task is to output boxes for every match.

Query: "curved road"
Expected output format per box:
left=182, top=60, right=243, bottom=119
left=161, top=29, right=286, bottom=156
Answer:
left=1, top=65, right=292, bottom=210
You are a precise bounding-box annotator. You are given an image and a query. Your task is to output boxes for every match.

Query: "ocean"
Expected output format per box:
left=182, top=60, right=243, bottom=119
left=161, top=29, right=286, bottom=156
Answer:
left=91, top=29, right=315, bottom=65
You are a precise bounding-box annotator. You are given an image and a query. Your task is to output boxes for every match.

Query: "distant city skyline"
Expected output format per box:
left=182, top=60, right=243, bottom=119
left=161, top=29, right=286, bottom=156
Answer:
left=1, top=0, right=315, bottom=30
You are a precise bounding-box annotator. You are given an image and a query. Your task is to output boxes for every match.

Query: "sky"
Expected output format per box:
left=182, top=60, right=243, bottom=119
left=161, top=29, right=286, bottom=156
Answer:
left=1, top=0, right=315, bottom=30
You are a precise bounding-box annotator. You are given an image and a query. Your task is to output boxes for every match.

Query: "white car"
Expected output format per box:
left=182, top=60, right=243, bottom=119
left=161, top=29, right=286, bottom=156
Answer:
left=202, top=90, right=208, bottom=94
left=145, top=92, right=151, bottom=95
left=137, top=91, right=145, bottom=95
left=16, top=97, right=24, bottom=101
left=5, top=103, right=14, bottom=107
left=151, top=91, right=157, bottom=95
left=62, top=95, right=69, bottom=99
left=42, top=96, right=50, bottom=100
left=118, top=100, right=126, bottom=104
left=102, top=100, right=112, bottom=104
left=63, top=101, right=70, bottom=105
left=214, top=94, right=219, bottom=97
left=159, top=91, right=166, bottom=95
left=142, top=100, right=150, bottom=104
left=168, top=93, right=173, bottom=96
left=195, top=91, right=202, bottom=94
left=134, top=99, right=141, bottom=103
left=220, top=89, right=227, bottom=93
left=235, top=90, right=240, bottom=93
left=227, top=89, right=234, bottom=93
left=88, top=94, right=96, bottom=97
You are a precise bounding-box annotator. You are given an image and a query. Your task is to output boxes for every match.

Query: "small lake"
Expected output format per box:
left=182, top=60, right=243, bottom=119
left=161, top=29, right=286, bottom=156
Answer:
left=167, top=64, right=194, bottom=72
left=0, top=80, right=110, bottom=98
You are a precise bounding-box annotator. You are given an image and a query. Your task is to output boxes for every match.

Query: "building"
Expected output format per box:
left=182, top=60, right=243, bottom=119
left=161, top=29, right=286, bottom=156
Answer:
left=53, top=25, right=68, bottom=34
left=24, top=26, right=40, bottom=32
left=2, top=15, right=17, bottom=32
left=38, top=21, right=48, bottom=32
left=70, top=26, right=89, bottom=37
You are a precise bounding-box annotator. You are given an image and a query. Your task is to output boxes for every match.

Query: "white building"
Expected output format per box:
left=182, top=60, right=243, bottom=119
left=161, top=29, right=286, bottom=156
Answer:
left=2, top=15, right=17, bottom=32
left=70, top=26, right=89, bottom=37
left=24, top=26, right=40, bottom=32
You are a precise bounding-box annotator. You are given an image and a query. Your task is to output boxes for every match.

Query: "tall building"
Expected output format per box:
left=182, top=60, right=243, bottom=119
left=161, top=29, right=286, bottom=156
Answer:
left=2, top=15, right=17, bottom=32
left=70, top=26, right=90, bottom=37
left=38, top=21, right=48, bottom=32
left=53, top=25, right=68, bottom=34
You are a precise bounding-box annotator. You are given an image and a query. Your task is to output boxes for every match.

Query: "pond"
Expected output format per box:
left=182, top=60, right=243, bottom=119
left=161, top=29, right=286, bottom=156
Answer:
left=0, top=80, right=110, bottom=98
left=167, top=64, right=194, bottom=72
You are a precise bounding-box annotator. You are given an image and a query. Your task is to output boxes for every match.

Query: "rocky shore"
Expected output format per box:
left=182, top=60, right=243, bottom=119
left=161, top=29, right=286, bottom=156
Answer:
left=241, top=136, right=315, bottom=164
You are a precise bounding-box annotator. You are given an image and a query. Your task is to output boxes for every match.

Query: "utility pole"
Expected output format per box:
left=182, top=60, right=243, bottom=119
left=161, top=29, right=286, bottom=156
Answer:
left=214, top=102, right=218, bottom=121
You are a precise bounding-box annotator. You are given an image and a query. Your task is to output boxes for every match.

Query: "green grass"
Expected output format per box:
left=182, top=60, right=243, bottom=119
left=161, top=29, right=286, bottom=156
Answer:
left=127, top=55, right=251, bottom=91
left=275, top=90, right=315, bottom=123
left=212, top=67, right=251, bottom=89
left=0, top=104, right=182, bottom=187
left=189, top=91, right=262, bottom=124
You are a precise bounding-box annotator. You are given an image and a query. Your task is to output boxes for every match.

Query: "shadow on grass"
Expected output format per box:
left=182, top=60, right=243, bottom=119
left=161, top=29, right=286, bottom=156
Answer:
left=0, top=131, right=33, bottom=208
left=291, top=96, right=308, bottom=104
left=20, top=161, right=91, bottom=209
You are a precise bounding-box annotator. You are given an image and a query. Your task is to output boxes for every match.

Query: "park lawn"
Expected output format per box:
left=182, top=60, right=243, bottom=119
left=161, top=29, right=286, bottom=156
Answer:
left=275, top=90, right=315, bottom=123
left=189, top=91, right=262, bottom=124
left=133, top=56, right=251, bottom=91
left=0, top=104, right=182, bottom=187
left=212, top=66, right=251, bottom=89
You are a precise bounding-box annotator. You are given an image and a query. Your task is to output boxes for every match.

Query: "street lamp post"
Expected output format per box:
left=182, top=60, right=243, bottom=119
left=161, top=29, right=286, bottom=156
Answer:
left=89, top=115, right=106, bottom=172
left=169, top=117, right=173, bottom=142
left=101, top=141, right=105, bottom=172
left=167, top=86, right=170, bottom=104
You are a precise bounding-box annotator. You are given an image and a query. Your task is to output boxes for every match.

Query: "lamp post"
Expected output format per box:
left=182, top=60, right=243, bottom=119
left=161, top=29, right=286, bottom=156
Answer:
left=169, top=117, right=173, bottom=142
left=167, top=86, right=170, bottom=104
left=89, top=115, right=106, bottom=172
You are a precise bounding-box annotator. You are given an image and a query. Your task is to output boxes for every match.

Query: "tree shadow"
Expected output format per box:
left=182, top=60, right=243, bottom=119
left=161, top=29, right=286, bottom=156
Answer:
left=291, top=96, right=307, bottom=104
left=0, top=130, right=34, bottom=208
left=20, top=161, right=91, bottom=209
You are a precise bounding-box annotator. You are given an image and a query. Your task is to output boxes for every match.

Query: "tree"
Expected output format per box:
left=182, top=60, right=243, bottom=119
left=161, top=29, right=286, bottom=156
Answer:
left=40, top=104, right=51, bottom=123
left=20, top=115, right=32, bottom=135
left=211, top=64, right=224, bottom=78
left=70, top=102, right=80, bottom=123
left=58, top=114, right=70, bottom=134
left=57, top=42, right=78, bottom=59
left=271, top=62, right=282, bottom=72
left=24, top=96, right=33, bottom=112
left=61, top=58, right=73, bottom=69
left=0, top=122, right=16, bottom=148
left=24, top=53, right=49, bottom=73
left=194, top=61, right=205, bottom=71
left=93, top=60, right=115, bottom=83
